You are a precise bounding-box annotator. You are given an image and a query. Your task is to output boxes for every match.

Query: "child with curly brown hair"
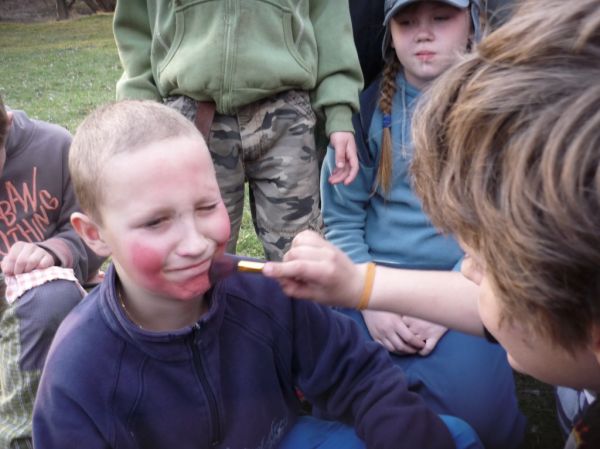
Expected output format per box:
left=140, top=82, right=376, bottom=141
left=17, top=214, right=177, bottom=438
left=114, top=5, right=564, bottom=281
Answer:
left=266, top=0, right=600, bottom=446
left=319, top=1, right=525, bottom=447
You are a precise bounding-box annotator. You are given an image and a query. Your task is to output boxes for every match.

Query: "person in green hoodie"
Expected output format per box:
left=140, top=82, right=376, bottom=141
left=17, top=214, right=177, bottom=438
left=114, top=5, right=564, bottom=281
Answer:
left=113, top=0, right=364, bottom=261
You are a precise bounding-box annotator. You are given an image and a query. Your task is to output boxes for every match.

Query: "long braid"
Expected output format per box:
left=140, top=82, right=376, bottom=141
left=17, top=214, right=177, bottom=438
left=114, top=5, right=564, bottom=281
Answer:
left=376, top=56, right=401, bottom=195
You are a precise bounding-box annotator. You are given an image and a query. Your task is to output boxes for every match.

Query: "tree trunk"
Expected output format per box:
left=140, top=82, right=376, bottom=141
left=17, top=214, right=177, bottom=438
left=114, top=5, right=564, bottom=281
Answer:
left=81, top=0, right=99, bottom=12
left=56, top=0, right=69, bottom=20
left=95, top=0, right=116, bottom=11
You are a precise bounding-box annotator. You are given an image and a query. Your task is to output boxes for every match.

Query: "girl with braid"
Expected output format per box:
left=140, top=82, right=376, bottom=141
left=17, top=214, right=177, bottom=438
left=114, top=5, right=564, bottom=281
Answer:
left=320, top=1, right=525, bottom=448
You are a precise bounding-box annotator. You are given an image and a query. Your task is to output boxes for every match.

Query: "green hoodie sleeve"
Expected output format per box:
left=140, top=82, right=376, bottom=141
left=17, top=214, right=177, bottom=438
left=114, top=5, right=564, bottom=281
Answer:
left=113, top=0, right=162, bottom=101
left=309, top=0, right=364, bottom=136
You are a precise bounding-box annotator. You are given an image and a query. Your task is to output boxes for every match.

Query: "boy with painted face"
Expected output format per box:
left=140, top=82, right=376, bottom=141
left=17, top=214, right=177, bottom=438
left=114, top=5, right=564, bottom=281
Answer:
left=264, top=0, right=600, bottom=446
left=32, top=100, right=484, bottom=449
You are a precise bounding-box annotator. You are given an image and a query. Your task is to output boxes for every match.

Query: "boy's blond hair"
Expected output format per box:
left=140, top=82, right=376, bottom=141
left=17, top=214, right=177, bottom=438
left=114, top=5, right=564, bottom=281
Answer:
left=412, top=0, right=600, bottom=351
left=69, top=100, right=202, bottom=222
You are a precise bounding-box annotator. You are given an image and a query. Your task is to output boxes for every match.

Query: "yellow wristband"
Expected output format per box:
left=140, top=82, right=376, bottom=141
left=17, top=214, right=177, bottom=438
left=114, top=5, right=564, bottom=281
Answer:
left=356, top=262, right=376, bottom=310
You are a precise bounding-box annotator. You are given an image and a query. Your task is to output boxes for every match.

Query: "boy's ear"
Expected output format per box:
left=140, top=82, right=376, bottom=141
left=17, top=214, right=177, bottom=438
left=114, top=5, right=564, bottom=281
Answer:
left=70, top=212, right=112, bottom=257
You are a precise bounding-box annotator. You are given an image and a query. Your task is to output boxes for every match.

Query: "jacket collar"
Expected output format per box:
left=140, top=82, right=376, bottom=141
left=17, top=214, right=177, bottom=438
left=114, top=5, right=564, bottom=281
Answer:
left=98, top=264, right=227, bottom=361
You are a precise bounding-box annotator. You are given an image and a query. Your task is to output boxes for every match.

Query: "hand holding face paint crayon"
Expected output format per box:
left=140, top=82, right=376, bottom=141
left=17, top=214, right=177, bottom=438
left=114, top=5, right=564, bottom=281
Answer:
left=262, top=230, right=483, bottom=337
left=209, top=241, right=366, bottom=309
left=262, top=230, right=366, bottom=308
left=209, top=254, right=266, bottom=284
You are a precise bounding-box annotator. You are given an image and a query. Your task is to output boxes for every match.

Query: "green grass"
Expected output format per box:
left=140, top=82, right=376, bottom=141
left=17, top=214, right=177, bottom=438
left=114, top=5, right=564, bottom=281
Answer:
left=0, top=14, right=565, bottom=448
left=0, top=14, right=119, bottom=131
left=237, top=196, right=265, bottom=258
left=517, top=373, right=564, bottom=449
left=0, top=14, right=263, bottom=258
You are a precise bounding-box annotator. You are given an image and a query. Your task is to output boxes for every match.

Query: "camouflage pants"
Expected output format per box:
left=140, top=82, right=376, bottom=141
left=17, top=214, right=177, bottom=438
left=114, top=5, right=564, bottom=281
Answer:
left=166, top=90, right=322, bottom=261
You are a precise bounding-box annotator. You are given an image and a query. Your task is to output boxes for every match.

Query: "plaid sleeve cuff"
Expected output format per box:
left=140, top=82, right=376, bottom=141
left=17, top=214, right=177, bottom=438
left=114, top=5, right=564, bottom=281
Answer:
left=5, top=267, right=86, bottom=305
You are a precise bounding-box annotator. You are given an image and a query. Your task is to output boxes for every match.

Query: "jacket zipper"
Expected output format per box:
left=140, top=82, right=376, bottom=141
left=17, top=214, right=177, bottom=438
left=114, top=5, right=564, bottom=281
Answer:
left=191, top=323, right=222, bottom=446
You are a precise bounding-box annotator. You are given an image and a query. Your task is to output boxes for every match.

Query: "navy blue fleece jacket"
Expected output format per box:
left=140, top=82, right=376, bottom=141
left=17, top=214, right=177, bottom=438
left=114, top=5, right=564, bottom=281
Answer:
left=33, top=264, right=454, bottom=449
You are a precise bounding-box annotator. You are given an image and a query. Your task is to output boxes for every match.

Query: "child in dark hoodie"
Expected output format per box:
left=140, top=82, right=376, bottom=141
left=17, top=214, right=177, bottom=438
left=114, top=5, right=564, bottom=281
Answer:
left=0, top=97, right=104, bottom=449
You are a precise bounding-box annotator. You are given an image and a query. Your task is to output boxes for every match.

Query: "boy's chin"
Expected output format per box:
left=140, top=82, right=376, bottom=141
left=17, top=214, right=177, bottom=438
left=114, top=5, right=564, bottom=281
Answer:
left=168, top=275, right=212, bottom=301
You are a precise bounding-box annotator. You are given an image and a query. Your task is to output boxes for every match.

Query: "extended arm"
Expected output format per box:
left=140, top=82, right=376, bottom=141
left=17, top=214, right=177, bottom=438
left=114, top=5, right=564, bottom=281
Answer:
left=320, top=135, right=374, bottom=263
left=310, top=0, right=363, bottom=184
left=309, top=0, right=363, bottom=136
left=263, top=230, right=484, bottom=337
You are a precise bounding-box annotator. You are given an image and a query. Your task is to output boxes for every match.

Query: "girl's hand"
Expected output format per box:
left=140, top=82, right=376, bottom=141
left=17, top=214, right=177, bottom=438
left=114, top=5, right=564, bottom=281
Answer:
left=401, top=316, right=448, bottom=356
left=362, top=310, right=426, bottom=355
left=1, top=242, right=55, bottom=276
left=327, top=131, right=359, bottom=185
left=263, top=230, right=365, bottom=308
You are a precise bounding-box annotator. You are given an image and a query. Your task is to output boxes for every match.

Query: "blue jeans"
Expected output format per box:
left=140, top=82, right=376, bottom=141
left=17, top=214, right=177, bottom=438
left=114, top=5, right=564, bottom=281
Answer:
left=336, top=308, right=527, bottom=449
left=278, top=415, right=483, bottom=449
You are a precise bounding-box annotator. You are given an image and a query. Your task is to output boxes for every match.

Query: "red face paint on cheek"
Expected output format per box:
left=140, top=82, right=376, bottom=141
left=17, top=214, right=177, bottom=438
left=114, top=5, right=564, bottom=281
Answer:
left=214, top=203, right=232, bottom=243
left=129, top=242, right=165, bottom=285
left=127, top=241, right=212, bottom=301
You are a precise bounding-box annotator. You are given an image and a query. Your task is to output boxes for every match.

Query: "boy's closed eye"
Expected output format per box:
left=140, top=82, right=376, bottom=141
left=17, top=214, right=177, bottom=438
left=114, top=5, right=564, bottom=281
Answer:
left=143, top=216, right=170, bottom=230
left=195, top=203, right=218, bottom=214
left=137, top=202, right=221, bottom=230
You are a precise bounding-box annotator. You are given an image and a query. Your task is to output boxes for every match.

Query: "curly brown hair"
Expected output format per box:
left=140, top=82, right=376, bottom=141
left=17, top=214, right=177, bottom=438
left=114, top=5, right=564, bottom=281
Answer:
left=411, top=0, right=600, bottom=351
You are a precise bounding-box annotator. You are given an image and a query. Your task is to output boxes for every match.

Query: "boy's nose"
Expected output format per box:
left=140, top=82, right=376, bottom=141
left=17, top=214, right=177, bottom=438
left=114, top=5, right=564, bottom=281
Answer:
left=178, top=220, right=210, bottom=256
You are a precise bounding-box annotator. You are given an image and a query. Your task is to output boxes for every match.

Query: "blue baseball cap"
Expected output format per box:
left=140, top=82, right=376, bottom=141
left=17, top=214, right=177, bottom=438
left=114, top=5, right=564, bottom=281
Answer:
left=382, top=0, right=483, bottom=59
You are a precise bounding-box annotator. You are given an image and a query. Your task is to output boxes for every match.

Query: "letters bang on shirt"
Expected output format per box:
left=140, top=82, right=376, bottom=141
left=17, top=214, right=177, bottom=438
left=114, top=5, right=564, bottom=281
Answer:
left=0, top=167, right=60, bottom=256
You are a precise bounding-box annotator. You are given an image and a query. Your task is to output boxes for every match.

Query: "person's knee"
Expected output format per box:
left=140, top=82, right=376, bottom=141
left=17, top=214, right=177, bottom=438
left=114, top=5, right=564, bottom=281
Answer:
left=413, top=334, right=526, bottom=449
left=438, top=415, right=484, bottom=449
left=16, top=280, right=83, bottom=326
left=278, top=417, right=365, bottom=449
left=14, top=280, right=84, bottom=370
